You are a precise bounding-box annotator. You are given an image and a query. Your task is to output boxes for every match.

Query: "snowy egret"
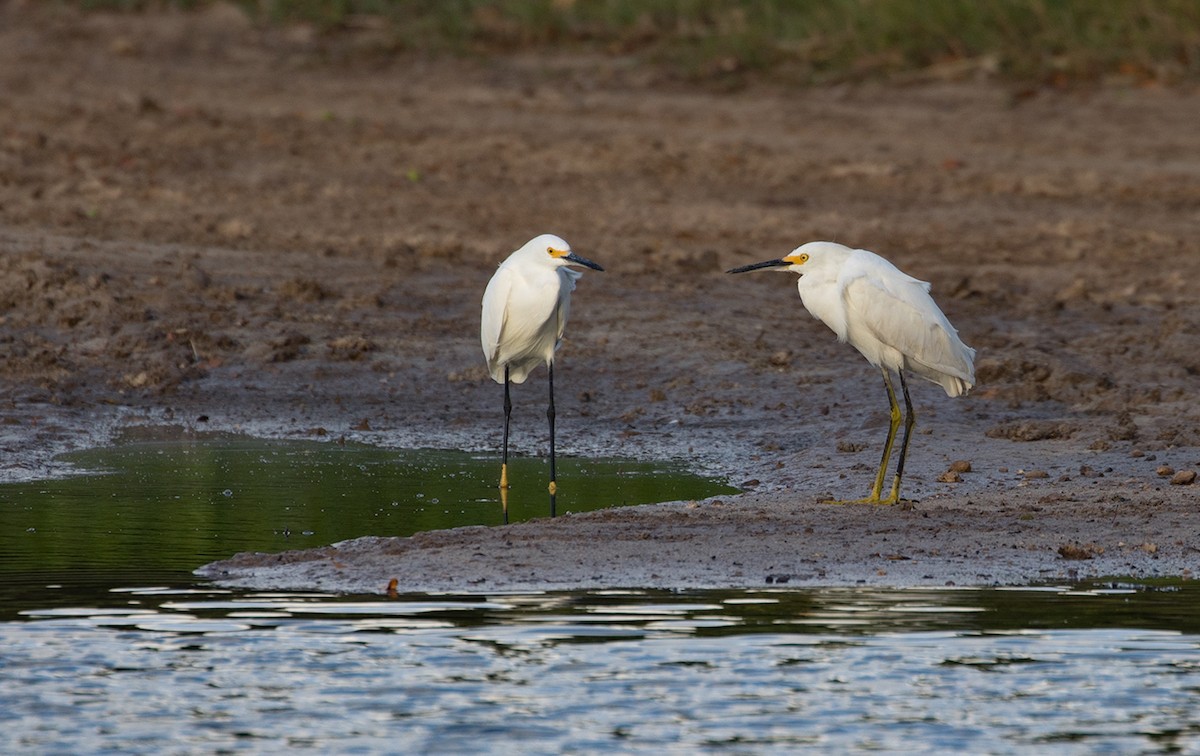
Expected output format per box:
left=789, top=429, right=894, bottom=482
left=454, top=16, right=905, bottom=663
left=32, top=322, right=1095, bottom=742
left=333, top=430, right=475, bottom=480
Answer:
left=481, top=233, right=603, bottom=517
left=728, top=241, right=975, bottom=505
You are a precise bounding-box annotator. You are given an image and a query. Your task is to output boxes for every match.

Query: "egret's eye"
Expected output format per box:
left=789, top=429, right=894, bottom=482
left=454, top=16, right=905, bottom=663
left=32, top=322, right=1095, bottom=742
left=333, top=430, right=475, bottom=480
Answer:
left=799, top=253, right=809, bottom=263
left=547, top=247, right=570, bottom=258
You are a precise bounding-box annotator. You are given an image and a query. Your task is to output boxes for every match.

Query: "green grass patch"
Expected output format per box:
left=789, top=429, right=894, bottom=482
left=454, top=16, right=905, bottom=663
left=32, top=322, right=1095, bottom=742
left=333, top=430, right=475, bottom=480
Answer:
left=64, top=0, right=1200, bottom=84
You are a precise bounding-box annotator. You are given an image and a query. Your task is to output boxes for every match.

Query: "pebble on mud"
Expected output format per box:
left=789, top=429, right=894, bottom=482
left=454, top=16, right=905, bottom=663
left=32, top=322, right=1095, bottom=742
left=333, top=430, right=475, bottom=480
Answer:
left=327, top=335, right=376, bottom=361
left=1022, top=470, right=1049, bottom=479
left=1157, top=465, right=1175, bottom=477
left=1170, top=470, right=1196, bottom=486
left=217, top=217, right=254, bottom=239
left=937, top=470, right=962, bottom=483
left=1058, top=543, right=1102, bottom=560
left=949, top=460, right=972, bottom=473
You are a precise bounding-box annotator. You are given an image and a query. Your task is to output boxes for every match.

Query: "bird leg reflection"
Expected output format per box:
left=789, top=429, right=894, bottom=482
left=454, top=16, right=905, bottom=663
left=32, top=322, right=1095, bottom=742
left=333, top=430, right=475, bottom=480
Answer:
left=547, top=362, right=558, bottom=517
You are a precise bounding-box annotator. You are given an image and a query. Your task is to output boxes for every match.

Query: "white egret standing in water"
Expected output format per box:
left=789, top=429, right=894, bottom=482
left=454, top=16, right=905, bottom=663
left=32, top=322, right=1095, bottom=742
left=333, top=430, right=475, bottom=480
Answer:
left=728, top=241, right=975, bottom=504
left=481, top=234, right=604, bottom=517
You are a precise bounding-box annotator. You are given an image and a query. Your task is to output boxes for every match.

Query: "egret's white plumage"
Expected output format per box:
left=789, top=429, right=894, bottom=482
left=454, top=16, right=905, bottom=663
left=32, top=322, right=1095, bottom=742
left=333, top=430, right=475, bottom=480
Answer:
left=729, top=241, right=975, bottom=504
left=480, top=234, right=603, bottom=513
left=789, top=242, right=974, bottom=396
left=481, top=234, right=591, bottom=384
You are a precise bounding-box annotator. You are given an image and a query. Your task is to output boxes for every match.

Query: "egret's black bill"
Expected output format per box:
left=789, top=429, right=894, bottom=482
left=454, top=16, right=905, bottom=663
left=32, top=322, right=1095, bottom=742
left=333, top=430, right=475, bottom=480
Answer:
left=727, top=258, right=788, bottom=274
left=566, top=252, right=604, bottom=271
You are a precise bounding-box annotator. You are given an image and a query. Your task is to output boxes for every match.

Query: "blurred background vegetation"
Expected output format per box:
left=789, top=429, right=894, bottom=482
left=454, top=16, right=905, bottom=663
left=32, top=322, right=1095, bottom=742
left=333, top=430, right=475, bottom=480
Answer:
left=60, top=0, right=1200, bottom=84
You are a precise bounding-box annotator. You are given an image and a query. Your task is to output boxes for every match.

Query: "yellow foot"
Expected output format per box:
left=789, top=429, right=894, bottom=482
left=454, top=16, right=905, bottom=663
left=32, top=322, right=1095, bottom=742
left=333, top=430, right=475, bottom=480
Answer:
left=823, top=495, right=904, bottom=506
left=548, top=480, right=557, bottom=495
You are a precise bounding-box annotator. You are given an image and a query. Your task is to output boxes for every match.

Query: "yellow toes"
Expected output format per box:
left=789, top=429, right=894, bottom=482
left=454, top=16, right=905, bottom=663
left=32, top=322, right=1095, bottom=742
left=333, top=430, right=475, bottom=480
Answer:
left=823, top=494, right=900, bottom=506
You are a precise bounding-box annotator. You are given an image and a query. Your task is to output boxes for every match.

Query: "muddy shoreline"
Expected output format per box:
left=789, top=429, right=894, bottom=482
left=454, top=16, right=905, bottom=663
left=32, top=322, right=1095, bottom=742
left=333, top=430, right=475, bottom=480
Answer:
left=2, top=6, right=1198, bottom=593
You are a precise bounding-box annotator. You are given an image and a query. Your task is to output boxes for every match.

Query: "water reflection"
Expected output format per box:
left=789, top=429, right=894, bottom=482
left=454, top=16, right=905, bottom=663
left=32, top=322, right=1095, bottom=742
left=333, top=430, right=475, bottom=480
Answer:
left=2, top=584, right=1198, bottom=753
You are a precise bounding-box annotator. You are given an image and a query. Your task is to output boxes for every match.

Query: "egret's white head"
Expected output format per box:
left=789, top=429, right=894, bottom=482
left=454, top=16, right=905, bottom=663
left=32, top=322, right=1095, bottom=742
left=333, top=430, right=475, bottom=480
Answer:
left=726, top=241, right=851, bottom=276
left=515, top=234, right=604, bottom=271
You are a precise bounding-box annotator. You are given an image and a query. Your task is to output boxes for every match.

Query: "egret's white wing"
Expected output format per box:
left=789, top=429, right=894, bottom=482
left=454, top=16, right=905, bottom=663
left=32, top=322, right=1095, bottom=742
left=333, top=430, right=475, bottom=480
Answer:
left=480, top=265, right=515, bottom=379
left=481, top=263, right=572, bottom=384
left=839, top=255, right=975, bottom=394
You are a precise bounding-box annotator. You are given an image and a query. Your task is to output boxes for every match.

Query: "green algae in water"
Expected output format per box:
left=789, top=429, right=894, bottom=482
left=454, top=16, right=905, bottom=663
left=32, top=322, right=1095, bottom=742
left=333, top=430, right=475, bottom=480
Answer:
left=0, top=436, right=737, bottom=585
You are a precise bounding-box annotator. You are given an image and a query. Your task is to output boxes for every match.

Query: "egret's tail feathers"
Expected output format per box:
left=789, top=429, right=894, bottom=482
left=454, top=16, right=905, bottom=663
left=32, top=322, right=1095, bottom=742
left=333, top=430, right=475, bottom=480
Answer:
left=488, top=357, right=547, bottom=385
left=904, top=338, right=975, bottom=397
left=939, top=375, right=973, bottom=398
left=907, top=352, right=975, bottom=397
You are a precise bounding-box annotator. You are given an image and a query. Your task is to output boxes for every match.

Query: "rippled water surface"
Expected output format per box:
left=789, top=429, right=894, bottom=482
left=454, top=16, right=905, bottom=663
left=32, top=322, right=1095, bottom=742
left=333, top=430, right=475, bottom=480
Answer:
left=2, top=439, right=1199, bottom=753
left=3, top=585, right=1199, bottom=753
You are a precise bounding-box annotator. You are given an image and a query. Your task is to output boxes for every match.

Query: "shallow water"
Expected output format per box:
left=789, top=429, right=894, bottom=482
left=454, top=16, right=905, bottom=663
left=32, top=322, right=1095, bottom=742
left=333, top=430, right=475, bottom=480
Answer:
left=2, top=438, right=1198, bottom=753
left=0, top=436, right=735, bottom=610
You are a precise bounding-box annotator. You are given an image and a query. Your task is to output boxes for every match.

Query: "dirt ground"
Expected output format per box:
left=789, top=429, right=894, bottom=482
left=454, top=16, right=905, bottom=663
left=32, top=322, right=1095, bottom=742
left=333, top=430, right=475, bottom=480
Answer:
left=2, top=4, right=1198, bottom=593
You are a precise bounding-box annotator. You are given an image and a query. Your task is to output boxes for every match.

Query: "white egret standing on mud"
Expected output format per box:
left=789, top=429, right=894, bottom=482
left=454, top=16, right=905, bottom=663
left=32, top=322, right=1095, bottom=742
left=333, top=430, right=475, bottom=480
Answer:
left=481, top=234, right=604, bottom=518
left=728, top=241, right=975, bottom=505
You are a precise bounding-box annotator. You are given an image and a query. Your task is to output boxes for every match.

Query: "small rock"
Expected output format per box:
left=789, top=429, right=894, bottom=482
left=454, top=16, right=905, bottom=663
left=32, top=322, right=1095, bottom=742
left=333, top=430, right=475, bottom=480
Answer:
left=1058, top=543, right=1101, bottom=560
left=949, top=460, right=972, bottom=473
left=327, top=335, right=376, bottom=361
left=279, top=278, right=332, bottom=302
left=768, top=350, right=791, bottom=367
left=1170, top=470, right=1196, bottom=486
left=937, top=470, right=962, bottom=483
left=1023, top=469, right=1049, bottom=479
left=124, top=371, right=150, bottom=388
left=1156, top=465, right=1175, bottom=477
left=109, top=36, right=139, bottom=56
left=1054, top=278, right=1088, bottom=304
left=217, top=218, right=254, bottom=239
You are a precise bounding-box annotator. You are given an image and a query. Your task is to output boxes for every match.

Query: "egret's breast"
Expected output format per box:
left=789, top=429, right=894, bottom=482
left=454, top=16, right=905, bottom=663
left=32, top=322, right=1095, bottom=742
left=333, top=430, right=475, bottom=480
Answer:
left=796, top=276, right=849, bottom=341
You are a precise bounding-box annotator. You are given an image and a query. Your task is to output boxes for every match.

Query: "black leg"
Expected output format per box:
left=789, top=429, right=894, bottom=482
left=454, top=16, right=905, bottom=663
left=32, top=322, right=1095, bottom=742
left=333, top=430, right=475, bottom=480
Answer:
left=501, top=365, right=511, bottom=491
left=547, top=361, right=557, bottom=517
left=888, top=370, right=916, bottom=503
